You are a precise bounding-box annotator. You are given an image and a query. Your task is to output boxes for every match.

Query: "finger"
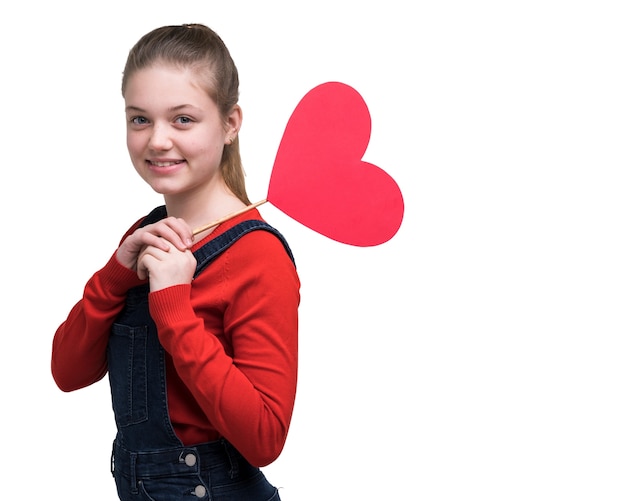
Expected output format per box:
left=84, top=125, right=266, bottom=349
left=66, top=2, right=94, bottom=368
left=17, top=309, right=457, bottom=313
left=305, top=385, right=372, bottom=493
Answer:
left=162, top=217, right=194, bottom=249
left=136, top=245, right=169, bottom=280
left=144, top=218, right=193, bottom=251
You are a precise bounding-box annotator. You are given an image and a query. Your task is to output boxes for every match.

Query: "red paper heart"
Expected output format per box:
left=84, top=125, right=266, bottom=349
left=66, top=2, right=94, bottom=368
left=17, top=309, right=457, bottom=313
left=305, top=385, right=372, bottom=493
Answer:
left=268, top=82, right=404, bottom=247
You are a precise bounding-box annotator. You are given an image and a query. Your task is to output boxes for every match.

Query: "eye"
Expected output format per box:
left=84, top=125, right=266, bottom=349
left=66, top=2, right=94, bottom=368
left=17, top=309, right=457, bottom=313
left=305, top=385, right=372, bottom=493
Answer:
left=129, top=116, right=149, bottom=126
left=175, top=116, right=193, bottom=125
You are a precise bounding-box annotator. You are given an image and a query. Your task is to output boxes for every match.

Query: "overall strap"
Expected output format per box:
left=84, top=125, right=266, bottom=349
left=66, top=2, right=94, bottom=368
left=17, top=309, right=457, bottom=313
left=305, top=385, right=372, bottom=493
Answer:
left=138, top=206, right=295, bottom=278
left=139, top=205, right=168, bottom=227
left=193, top=220, right=295, bottom=277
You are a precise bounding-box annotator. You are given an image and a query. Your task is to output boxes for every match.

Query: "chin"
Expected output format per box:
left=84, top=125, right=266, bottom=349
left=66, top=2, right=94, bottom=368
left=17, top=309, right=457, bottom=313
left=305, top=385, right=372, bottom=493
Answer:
left=147, top=183, right=181, bottom=196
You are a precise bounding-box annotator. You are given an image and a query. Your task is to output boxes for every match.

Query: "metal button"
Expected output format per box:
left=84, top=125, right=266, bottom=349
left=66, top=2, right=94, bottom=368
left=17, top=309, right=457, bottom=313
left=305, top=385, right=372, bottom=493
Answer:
left=184, top=453, right=197, bottom=467
left=194, top=485, right=207, bottom=497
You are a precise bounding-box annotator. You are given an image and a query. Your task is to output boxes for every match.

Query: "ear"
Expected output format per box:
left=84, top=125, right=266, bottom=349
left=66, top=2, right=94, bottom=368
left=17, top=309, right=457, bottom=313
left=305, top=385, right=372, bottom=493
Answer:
left=224, top=105, right=243, bottom=144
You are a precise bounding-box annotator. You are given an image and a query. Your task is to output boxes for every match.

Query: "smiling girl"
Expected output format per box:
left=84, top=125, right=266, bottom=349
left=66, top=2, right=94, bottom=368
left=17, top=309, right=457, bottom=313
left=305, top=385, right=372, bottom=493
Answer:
left=51, top=24, right=299, bottom=501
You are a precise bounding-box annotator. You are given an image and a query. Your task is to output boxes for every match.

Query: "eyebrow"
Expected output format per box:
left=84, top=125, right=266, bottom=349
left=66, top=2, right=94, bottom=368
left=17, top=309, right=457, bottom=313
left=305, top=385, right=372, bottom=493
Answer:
left=124, top=104, right=199, bottom=113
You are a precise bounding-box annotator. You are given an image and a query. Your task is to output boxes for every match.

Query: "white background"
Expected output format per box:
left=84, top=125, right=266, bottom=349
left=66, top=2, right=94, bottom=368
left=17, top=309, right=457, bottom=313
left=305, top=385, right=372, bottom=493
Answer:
left=2, top=1, right=626, bottom=499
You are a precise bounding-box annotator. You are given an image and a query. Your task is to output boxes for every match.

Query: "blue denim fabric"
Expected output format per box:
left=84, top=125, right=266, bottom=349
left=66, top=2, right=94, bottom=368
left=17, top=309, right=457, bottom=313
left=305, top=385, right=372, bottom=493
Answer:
left=108, top=210, right=293, bottom=500
left=112, top=439, right=280, bottom=501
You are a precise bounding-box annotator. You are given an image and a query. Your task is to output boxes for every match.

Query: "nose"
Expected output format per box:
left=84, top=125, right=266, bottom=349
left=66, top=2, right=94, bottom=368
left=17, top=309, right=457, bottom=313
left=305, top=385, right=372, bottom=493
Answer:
left=148, top=123, right=173, bottom=151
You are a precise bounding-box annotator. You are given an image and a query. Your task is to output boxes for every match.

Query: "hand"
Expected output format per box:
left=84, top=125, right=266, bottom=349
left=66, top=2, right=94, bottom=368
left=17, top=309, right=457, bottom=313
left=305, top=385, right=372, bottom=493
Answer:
left=137, top=239, right=197, bottom=291
left=116, top=217, right=194, bottom=273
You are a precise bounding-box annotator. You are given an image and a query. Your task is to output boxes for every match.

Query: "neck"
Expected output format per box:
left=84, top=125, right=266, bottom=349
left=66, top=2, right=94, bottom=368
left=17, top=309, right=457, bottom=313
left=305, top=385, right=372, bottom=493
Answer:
left=164, top=179, right=247, bottom=235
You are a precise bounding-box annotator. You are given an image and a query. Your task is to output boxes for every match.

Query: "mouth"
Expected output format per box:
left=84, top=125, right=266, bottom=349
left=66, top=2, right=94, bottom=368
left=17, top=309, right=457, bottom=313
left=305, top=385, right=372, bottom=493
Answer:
left=148, top=160, right=184, bottom=167
left=145, top=159, right=186, bottom=175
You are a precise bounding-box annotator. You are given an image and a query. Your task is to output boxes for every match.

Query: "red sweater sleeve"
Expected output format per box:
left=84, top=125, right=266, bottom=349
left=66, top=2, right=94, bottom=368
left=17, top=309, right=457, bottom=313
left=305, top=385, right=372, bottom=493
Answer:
left=149, top=224, right=300, bottom=467
left=51, top=229, right=145, bottom=392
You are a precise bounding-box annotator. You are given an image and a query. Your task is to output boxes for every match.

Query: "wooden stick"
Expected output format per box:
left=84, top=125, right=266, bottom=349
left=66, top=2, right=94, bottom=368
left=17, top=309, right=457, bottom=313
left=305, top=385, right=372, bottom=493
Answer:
left=192, top=199, right=269, bottom=236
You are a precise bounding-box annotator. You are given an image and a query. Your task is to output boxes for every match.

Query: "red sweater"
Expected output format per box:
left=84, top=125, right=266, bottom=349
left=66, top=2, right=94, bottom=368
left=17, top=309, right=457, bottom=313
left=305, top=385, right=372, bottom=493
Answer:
left=51, top=209, right=300, bottom=467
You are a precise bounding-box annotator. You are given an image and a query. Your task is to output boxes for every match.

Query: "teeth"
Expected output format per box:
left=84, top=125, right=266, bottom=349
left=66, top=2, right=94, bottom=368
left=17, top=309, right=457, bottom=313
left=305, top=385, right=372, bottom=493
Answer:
left=151, top=161, right=180, bottom=167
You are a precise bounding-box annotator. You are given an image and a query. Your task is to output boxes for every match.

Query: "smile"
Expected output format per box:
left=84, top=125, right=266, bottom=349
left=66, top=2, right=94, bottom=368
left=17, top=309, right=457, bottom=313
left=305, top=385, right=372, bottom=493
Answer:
left=149, top=160, right=184, bottom=167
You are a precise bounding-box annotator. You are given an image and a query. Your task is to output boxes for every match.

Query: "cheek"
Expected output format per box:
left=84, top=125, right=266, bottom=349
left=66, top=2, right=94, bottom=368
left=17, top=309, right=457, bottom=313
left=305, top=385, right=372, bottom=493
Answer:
left=210, top=143, right=225, bottom=163
left=126, top=133, right=142, bottom=157
left=195, top=141, right=223, bottom=161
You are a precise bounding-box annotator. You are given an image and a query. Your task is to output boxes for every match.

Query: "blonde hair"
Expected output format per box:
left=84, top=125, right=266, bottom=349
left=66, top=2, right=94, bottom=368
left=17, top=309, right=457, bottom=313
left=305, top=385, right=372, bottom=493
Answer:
left=122, top=24, right=250, bottom=204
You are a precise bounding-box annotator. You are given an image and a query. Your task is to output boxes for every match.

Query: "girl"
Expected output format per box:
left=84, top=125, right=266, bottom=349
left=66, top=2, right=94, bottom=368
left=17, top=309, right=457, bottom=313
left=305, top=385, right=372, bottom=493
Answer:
left=51, top=24, right=299, bottom=501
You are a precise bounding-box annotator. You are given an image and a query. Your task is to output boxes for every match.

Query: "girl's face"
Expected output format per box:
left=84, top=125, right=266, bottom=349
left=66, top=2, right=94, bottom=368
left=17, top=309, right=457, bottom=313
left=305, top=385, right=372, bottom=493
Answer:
left=124, top=64, right=239, bottom=199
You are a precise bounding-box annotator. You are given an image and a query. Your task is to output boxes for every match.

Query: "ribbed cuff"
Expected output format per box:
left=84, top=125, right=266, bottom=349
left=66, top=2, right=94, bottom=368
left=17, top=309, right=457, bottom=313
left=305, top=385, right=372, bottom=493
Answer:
left=98, top=253, right=146, bottom=295
left=149, top=284, right=195, bottom=324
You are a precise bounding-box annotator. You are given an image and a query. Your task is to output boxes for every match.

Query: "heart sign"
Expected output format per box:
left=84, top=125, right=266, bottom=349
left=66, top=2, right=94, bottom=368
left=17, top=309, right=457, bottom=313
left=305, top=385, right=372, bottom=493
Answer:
left=267, top=82, right=404, bottom=247
left=192, top=82, right=405, bottom=245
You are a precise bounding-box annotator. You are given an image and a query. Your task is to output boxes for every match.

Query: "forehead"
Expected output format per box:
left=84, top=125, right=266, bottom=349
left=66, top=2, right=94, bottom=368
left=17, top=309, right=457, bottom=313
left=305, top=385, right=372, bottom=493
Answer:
left=126, top=62, right=206, bottom=92
left=130, top=62, right=211, bottom=90
left=124, top=63, right=214, bottom=109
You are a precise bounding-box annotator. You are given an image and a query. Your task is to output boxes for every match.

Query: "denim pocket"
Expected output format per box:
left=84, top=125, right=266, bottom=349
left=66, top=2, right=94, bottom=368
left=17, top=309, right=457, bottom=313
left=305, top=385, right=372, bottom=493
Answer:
left=139, top=477, right=207, bottom=501
left=108, top=323, right=148, bottom=427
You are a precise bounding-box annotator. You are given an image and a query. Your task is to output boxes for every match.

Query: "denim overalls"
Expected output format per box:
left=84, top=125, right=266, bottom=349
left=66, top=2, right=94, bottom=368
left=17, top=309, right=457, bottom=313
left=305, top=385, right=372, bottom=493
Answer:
left=108, top=206, right=294, bottom=501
